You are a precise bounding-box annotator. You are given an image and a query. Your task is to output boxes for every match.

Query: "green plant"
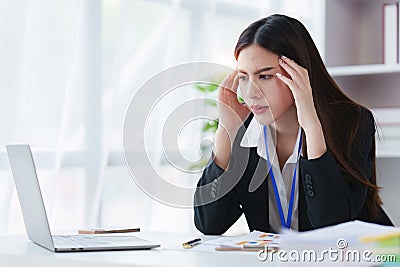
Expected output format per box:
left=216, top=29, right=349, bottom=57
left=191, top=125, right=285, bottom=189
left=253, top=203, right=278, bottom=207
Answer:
left=189, top=79, right=244, bottom=171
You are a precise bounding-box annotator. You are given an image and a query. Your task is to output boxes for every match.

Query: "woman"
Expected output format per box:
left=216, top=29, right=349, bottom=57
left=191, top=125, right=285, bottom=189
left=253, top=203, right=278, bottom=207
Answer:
left=193, top=14, right=393, bottom=234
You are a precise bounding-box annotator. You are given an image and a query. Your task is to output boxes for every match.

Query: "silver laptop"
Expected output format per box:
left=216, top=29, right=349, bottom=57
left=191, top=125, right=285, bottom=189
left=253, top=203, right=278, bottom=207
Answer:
left=6, top=144, right=160, bottom=252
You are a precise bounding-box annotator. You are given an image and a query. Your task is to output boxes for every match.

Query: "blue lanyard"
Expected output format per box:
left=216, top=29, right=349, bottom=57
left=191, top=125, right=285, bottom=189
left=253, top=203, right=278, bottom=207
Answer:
left=263, top=126, right=303, bottom=229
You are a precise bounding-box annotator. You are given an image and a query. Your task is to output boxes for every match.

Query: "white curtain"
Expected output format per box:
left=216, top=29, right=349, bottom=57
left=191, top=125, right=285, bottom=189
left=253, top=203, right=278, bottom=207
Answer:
left=0, top=0, right=323, bottom=235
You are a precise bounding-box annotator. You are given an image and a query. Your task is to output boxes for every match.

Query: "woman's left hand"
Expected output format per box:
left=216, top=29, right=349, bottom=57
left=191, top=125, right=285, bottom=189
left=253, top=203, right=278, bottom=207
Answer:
left=276, top=55, right=327, bottom=159
left=275, top=56, right=320, bottom=132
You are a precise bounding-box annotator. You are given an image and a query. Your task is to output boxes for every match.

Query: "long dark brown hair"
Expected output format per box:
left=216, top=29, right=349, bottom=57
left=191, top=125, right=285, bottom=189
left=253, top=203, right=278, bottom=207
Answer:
left=234, top=14, right=382, bottom=217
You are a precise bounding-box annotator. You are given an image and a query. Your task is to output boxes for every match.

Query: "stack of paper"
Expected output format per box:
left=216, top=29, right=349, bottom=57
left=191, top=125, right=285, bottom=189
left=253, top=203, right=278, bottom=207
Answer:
left=361, top=230, right=400, bottom=263
left=180, top=231, right=279, bottom=253
left=278, top=220, right=399, bottom=264
left=177, top=221, right=399, bottom=258
left=214, top=231, right=279, bottom=251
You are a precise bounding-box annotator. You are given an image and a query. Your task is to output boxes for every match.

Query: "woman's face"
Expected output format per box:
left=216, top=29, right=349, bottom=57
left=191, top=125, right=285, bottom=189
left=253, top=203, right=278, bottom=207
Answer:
left=237, top=44, right=294, bottom=125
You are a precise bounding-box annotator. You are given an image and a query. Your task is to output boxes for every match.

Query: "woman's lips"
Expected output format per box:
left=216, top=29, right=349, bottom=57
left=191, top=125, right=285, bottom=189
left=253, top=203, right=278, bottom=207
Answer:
left=251, top=105, right=269, bottom=114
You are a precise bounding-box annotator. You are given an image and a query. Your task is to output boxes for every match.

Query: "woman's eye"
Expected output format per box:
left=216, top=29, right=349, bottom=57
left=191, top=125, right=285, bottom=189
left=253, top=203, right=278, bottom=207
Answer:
left=238, top=75, right=248, bottom=81
left=259, top=74, right=272, bottom=80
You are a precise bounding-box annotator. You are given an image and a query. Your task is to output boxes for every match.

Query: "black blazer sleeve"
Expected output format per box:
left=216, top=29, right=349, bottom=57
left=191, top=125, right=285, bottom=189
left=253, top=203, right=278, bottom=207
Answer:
left=193, top=157, right=243, bottom=235
left=299, top=109, right=380, bottom=228
left=194, top=116, right=257, bottom=235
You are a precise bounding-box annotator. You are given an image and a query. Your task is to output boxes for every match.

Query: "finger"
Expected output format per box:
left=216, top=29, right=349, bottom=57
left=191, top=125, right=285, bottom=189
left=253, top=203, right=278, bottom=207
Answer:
left=276, top=72, right=298, bottom=93
left=218, top=71, right=236, bottom=98
left=280, top=56, right=309, bottom=84
left=281, top=56, right=304, bottom=72
left=220, top=70, right=238, bottom=90
left=278, top=58, right=300, bottom=84
left=220, top=72, right=233, bottom=87
left=230, top=73, right=239, bottom=93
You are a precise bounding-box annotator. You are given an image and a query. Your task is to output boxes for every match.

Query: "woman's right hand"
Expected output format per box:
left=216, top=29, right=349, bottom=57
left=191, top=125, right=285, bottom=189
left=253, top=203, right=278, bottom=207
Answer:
left=217, top=70, right=251, bottom=135
left=213, top=70, right=250, bottom=170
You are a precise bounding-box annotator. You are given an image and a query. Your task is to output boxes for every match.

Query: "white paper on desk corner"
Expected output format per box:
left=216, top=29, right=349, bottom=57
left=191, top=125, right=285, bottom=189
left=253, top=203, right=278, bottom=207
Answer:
left=279, top=220, right=399, bottom=248
left=169, top=231, right=278, bottom=253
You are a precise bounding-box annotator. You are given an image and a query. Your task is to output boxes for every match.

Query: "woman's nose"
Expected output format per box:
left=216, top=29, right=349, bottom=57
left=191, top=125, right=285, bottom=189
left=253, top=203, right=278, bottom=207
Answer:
left=245, top=81, right=263, bottom=100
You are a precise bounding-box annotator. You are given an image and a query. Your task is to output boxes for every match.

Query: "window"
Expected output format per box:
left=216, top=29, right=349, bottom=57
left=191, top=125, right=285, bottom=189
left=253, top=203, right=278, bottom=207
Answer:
left=0, top=0, right=324, bottom=235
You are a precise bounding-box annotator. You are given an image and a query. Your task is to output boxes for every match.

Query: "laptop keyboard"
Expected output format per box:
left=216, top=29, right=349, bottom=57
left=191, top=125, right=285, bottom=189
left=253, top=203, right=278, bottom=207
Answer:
left=53, top=235, right=113, bottom=247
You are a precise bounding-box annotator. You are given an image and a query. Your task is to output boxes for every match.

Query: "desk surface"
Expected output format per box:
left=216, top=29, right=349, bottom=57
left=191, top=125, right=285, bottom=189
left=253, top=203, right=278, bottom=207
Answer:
left=0, top=231, right=385, bottom=267
left=0, top=232, right=273, bottom=267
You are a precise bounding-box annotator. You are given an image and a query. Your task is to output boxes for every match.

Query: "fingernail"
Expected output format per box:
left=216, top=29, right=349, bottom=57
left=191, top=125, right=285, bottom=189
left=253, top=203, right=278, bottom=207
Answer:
left=276, top=73, right=282, bottom=77
left=281, top=55, right=288, bottom=59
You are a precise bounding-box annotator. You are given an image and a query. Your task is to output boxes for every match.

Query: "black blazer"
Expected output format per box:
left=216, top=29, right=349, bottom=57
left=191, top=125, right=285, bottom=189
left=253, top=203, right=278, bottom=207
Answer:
left=194, top=111, right=393, bottom=235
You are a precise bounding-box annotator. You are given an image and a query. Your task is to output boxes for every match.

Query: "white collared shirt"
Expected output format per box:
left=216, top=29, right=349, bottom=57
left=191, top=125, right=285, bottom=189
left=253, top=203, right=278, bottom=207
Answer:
left=240, top=117, right=301, bottom=232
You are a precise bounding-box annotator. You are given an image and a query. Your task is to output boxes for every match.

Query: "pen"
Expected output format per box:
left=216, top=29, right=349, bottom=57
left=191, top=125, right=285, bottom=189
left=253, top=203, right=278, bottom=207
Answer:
left=182, top=238, right=202, bottom=249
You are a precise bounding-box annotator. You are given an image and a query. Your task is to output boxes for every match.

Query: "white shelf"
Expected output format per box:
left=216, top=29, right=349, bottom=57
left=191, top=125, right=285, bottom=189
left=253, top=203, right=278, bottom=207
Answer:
left=323, top=0, right=400, bottom=155
left=372, top=108, right=400, bottom=125
left=328, top=64, right=400, bottom=77
left=373, top=108, right=400, bottom=158
left=376, top=139, right=400, bottom=158
left=375, top=124, right=400, bottom=158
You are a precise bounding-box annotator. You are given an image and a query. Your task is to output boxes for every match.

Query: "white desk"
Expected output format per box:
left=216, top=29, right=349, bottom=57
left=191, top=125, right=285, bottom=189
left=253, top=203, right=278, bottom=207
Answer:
left=0, top=232, right=276, bottom=267
left=0, top=231, right=387, bottom=267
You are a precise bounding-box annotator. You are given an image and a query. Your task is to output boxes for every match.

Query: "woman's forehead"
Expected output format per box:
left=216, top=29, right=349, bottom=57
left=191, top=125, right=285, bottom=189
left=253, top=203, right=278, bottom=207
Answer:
left=237, top=44, right=278, bottom=69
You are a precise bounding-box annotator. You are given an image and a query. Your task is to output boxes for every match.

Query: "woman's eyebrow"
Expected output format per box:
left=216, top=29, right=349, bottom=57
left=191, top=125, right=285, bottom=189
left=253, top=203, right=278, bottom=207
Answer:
left=254, top=67, right=275, bottom=74
left=237, top=66, right=275, bottom=74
